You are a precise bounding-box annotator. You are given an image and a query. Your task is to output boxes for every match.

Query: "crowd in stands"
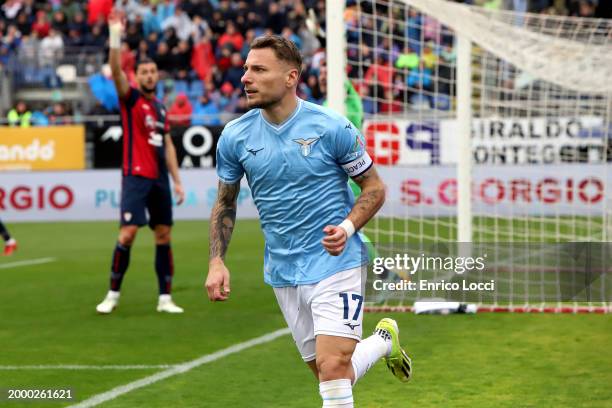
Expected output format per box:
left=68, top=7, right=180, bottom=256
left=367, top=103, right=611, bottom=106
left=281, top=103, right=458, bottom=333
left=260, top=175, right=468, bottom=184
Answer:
left=1, top=0, right=610, bottom=126
left=6, top=99, right=75, bottom=127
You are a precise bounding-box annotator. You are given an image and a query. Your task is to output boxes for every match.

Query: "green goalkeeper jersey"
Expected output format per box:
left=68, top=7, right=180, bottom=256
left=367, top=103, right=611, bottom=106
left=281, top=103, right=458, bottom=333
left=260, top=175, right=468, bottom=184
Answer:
left=324, top=79, right=365, bottom=198
left=324, top=79, right=379, bottom=260
left=324, top=79, right=364, bottom=131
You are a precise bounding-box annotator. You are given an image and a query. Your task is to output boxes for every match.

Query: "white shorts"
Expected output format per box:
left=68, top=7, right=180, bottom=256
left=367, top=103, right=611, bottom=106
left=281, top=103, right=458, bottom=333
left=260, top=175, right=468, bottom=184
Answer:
left=273, top=266, right=366, bottom=362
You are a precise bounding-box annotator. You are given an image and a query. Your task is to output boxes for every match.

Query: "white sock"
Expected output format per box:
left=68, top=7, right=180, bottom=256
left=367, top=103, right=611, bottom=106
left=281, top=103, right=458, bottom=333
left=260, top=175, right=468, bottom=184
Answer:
left=350, top=333, right=390, bottom=385
left=107, top=290, right=120, bottom=300
left=319, top=379, right=353, bottom=407
left=6, top=238, right=16, bottom=245
left=158, top=294, right=172, bottom=302
left=375, top=326, right=394, bottom=356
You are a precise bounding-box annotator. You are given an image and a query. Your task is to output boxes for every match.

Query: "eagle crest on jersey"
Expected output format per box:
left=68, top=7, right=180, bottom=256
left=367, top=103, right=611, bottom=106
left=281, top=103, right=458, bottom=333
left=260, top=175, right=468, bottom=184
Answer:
left=293, top=137, right=319, bottom=156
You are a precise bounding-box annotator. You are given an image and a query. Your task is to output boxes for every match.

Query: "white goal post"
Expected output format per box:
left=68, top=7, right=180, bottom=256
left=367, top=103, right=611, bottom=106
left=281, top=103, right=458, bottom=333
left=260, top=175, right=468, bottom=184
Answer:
left=325, top=0, right=612, bottom=313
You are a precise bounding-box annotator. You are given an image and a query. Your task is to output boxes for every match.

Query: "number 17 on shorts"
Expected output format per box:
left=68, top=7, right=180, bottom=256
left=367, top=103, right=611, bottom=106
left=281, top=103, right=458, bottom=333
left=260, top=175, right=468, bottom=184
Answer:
left=339, top=292, right=363, bottom=331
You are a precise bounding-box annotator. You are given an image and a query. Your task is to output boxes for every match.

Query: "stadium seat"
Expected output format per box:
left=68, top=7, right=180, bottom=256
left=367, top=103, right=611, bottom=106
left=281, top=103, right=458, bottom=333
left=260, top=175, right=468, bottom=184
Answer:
left=56, top=64, right=77, bottom=83
left=410, top=93, right=432, bottom=110
left=173, top=80, right=189, bottom=95
left=434, top=94, right=451, bottom=111
left=362, top=99, right=376, bottom=114
left=188, top=80, right=204, bottom=99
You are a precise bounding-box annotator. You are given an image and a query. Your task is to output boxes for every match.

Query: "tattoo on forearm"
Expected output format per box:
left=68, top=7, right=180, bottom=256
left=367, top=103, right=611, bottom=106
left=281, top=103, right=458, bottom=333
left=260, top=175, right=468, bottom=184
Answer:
left=209, top=182, right=240, bottom=260
left=350, top=167, right=385, bottom=228
left=353, top=189, right=384, bottom=219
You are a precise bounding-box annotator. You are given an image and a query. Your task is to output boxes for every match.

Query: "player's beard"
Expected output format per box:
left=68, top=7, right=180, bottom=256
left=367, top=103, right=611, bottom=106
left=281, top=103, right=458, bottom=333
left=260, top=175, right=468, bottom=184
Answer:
left=140, top=84, right=156, bottom=95
left=248, top=94, right=283, bottom=110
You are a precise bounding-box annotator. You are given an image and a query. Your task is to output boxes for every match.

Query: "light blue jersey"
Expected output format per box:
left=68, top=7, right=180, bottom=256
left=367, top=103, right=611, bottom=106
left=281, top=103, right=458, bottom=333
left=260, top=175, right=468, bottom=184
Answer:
left=216, top=98, right=373, bottom=287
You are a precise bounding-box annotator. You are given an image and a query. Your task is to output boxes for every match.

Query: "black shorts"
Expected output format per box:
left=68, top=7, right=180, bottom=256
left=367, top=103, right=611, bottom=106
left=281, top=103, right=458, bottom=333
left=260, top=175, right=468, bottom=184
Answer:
left=120, top=175, right=173, bottom=229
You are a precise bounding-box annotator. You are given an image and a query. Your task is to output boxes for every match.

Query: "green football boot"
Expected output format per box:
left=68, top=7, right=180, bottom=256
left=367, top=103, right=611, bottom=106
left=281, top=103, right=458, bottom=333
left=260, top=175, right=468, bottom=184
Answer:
left=374, top=318, right=412, bottom=382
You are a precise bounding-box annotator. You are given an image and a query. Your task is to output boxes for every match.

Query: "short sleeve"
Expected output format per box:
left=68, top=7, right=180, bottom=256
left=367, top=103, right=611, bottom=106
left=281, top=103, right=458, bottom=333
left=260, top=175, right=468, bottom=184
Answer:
left=216, top=130, right=244, bottom=184
left=333, top=119, right=373, bottom=178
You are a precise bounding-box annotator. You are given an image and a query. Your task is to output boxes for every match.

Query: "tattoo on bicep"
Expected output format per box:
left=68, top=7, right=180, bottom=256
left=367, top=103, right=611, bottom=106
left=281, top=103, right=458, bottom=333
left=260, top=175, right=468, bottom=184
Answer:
left=210, top=182, right=240, bottom=259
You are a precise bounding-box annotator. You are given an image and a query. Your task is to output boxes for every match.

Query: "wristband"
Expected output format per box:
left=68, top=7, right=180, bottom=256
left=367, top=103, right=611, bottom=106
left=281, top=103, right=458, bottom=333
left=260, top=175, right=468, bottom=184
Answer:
left=109, top=23, right=122, bottom=49
left=338, top=219, right=355, bottom=239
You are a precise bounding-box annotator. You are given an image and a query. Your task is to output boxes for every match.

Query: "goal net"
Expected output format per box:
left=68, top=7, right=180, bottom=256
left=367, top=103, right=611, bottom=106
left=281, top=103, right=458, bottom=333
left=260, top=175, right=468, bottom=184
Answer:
left=329, top=0, right=612, bottom=313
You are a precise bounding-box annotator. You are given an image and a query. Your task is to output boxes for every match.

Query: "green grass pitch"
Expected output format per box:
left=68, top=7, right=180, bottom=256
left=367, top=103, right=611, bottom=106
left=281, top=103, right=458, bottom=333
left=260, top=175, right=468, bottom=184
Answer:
left=1, top=220, right=611, bottom=407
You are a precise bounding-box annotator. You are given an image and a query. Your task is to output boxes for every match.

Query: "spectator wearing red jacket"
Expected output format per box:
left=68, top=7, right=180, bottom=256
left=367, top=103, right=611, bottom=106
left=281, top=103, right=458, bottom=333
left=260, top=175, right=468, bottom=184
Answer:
left=31, top=11, right=50, bottom=38
left=168, top=93, right=193, bottom=127
left=191, top=34, right=216, bottom=82
left=217, top=21, right=244, bottom=52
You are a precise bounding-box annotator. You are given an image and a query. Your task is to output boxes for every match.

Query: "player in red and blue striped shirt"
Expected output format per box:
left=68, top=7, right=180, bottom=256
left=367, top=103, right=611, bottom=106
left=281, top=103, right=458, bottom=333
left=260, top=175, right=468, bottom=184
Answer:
left=96, top=9, right=185, bottom=314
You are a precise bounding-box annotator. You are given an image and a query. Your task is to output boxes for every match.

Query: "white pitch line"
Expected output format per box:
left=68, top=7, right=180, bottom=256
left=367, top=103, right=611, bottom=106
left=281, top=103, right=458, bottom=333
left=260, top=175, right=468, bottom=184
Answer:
left=0, top=257, right=56, bottom=269
left=0, top=364, right=175, bottom=370
left=67, top=327, right=291, bottom=408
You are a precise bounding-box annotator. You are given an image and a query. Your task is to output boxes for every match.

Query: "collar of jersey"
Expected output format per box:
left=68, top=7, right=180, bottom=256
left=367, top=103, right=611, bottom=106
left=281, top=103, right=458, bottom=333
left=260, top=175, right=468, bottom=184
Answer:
left=259, top=98, right=303, bottom=133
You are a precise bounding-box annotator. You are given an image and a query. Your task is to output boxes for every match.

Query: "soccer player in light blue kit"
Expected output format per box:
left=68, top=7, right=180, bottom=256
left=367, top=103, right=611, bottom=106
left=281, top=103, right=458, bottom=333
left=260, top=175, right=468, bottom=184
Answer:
left=205, top=36, right=411, bottom=407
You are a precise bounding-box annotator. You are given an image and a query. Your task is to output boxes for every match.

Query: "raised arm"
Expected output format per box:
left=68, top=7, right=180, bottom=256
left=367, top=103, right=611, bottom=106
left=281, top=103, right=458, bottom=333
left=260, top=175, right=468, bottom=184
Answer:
left=108, top=9, right=130, bottom=99
left=205, top=180, right=241, bottom=301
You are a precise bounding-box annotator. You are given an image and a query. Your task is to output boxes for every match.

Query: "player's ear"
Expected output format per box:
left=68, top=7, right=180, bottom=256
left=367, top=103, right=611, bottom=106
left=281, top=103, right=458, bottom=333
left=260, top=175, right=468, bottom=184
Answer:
left=286, top=68, right=299, bottom=88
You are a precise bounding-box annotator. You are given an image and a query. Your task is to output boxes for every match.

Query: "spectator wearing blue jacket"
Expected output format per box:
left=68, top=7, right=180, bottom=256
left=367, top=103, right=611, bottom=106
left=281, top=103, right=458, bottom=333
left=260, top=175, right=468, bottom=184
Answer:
left=192, top=94, right=221, bottom=126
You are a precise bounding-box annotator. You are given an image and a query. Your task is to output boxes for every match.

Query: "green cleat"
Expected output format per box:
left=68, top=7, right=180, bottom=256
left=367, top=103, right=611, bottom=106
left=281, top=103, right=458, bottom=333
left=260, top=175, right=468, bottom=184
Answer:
left=375, top=318, right=412, bottom=382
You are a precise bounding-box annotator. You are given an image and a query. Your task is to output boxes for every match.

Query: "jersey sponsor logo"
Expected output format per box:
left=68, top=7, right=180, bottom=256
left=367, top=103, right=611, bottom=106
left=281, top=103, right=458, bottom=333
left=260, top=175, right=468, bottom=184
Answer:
left=293, top=137, right=319, bottom=156
left=144, top=114, right=164, bottom=147
left=142, top=104, right=150, bottom=110
left=246, top=147, right=264, bottom=156
left=147, top=132, right=163, bottom=147
left=344, top=322, right=360, bottom=330
left=145, top=114, right=155, bottom=128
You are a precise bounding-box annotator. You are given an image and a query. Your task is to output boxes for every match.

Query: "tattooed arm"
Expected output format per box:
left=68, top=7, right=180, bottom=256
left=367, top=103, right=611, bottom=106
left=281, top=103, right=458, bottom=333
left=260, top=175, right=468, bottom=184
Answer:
left=346, top=166, right=386, bottom=229
left=322, top=167, right=385, bottom=256
left=205, top=180, right=240, bottom=301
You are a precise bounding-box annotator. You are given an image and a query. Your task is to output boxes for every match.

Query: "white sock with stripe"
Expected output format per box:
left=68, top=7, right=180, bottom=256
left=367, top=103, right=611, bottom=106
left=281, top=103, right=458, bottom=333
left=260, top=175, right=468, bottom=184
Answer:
left=350, top=333, right=391, bottom=385
left=319, top=379, right=353, bottom=407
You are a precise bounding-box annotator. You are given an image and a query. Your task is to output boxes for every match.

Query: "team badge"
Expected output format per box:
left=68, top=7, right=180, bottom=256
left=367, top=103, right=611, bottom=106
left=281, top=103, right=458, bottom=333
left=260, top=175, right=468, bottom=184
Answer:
left=293, top=138, right=319, bottom=157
